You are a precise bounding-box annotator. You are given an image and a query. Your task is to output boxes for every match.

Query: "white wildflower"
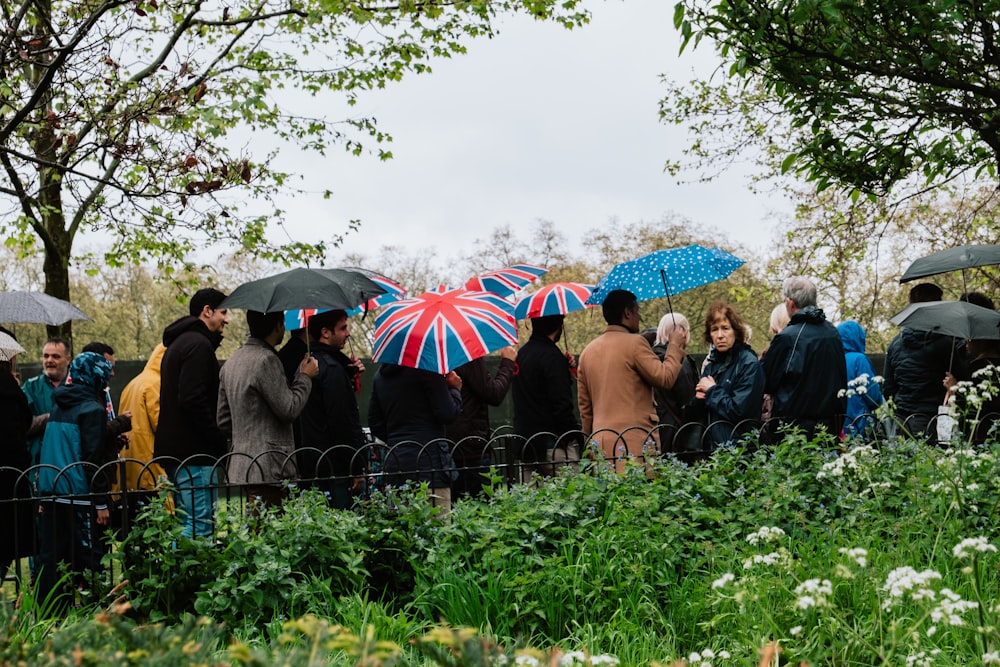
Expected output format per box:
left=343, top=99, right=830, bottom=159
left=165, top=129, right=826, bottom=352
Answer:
left=982, top=651, right=1000, bottom=664
left=953, top=537, right=998, bottom=560
left=794, top=579, right=833, bottom=610
left=930, top=588, right=977, bottom=626
left=712, top=573, right=736, bottom=589
left=789, top=626, right=803, bottom=636
left=882, top=567, right=942, bottom=610
left=838, top=547, right=868, bottom=568
left=745, top=526, right=786, bottom=545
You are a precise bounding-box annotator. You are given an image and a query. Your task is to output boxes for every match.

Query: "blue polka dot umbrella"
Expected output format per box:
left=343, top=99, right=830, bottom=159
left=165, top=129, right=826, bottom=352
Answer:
left=586, top=245, right=745, bottom=307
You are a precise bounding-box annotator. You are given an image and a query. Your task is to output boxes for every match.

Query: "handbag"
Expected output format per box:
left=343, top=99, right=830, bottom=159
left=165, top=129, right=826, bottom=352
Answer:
left=674, top=399, right=708, bottom=454
left=936, top=404, right=955, bottom=446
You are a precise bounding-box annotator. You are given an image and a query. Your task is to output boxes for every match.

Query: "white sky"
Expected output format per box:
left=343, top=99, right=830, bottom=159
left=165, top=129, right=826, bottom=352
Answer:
left=270, top=0, right=788, bottom=265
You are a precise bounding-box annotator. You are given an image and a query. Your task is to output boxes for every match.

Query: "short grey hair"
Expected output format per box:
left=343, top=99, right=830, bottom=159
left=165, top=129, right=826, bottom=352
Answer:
left=655, top=312, right=689, bottom=346
left=782, top=276, right=817, bottom=309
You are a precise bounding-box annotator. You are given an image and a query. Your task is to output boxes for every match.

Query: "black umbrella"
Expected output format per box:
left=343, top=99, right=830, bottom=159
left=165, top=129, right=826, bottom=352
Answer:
left=899, top=244, right=1000, bottom=284
left=219, top=267, right=388, bottom=313
left=0, top=290, right=91, bottom=325
left=890, top=300, right=1000, bottom=340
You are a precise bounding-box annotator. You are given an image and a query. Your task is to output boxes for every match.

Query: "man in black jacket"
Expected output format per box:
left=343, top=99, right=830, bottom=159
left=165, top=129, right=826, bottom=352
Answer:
left=760, top=276, right=847, bottom=441
left=154, top=287, right=229, bottom=538
left=511, top=315, right=581, bottom=482
left=883, top=282, right=969, bottom=439
left=298, top=310, right=366, bottom=508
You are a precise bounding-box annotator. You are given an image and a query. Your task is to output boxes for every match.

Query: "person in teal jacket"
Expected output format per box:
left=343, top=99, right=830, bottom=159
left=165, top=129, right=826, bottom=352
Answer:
left=36, top=351, right=114, bottom=612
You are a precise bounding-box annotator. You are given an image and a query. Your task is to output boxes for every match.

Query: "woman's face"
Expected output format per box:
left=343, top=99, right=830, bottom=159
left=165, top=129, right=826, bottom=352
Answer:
left=710, top=315, right=737, bottom=353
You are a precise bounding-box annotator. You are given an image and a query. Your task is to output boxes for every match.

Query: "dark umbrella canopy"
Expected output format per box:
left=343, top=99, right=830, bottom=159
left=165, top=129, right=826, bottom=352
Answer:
left=220, top=267, right=387, bottom=313
left=890, top=300, right=1000, bottom=340
left=0, top=291, right=91, bottom=325
left=899, top=244, right=1000, bottom=283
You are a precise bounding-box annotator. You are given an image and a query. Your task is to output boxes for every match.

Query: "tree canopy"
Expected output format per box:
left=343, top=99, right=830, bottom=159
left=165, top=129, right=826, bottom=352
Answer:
left=670, top=0, right=1000, bottom=195
left=0, top=0, right=588, bottom=338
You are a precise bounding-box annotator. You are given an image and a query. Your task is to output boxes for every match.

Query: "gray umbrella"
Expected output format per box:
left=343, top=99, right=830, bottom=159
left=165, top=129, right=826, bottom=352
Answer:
left=219, top=267, right=388, bottom=313
left=0, top=290, right=91, bottom=325
left=0, top=331, right=25, bottom=362
left=890, top=300, right=1000, bottom=340
left=899, top=244, right=1000, bottom=283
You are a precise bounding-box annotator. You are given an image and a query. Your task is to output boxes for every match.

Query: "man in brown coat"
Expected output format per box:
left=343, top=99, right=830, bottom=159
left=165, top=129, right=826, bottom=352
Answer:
left=577, top=290, right=687, bottom=473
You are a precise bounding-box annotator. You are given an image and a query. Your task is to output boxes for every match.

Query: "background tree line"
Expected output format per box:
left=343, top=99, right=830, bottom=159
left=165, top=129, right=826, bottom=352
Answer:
left=6, top=180, right=999, bottom=365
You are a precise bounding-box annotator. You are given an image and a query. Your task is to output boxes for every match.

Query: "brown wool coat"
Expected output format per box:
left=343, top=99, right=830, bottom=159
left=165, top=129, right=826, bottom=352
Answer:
left=577, top=325, right=684, bottom=472
left=218, top=338, right=312, bottom=485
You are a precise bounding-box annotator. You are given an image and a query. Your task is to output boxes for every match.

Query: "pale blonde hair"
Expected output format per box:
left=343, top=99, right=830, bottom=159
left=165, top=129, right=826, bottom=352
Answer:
left=655, top=312, right=689, bottom=346
left=769, top=303, right=790, bottom=335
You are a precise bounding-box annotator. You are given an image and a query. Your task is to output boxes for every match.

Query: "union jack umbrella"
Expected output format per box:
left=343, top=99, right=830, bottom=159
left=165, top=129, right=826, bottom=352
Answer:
left=514, top=282, right=596, bottom=320
left=283, top=270, right=405, bottom=330
left=372, top=287, right=517, bottom=374
left=464, top=263, right=548, bottom=298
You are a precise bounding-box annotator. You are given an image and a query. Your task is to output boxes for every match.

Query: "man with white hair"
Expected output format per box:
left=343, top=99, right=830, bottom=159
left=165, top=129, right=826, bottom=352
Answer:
left=760, top=276, right=847, bottom=440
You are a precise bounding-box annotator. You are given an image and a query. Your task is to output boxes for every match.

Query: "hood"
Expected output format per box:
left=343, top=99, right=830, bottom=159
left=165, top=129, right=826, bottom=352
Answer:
left=144, top=343, right=166, bottom=374
left=837, top=321, right=867, bottom=354
left=789, top=305, right=828, bottom=325
left=378, top=362, right=405, bottom=378
left=162, top=315, right=223, bottom=349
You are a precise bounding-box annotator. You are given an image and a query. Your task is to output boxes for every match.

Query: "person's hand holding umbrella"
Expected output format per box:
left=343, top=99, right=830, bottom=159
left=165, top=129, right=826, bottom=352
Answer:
left=299, top=353, right=319, bottom=379
left=445, top=371, right=463, bottom=391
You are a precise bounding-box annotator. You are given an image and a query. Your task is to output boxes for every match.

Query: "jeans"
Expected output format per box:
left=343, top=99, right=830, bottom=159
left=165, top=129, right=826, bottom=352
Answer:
left=168, top=464, right=219, bottom=539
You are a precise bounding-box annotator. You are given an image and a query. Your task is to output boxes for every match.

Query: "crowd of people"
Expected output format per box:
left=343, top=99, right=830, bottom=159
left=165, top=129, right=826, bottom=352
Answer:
left=2, top=274, right=998, bottom=609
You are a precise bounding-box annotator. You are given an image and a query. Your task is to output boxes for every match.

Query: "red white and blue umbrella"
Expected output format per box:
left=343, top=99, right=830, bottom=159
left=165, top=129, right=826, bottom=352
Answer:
left=372, top=287, right=517, bottom=374
left=464, top=263, right=548, bottom=298
left=284, top=271, right=405, bottom=330
left=514, top=282, right=596, bottom=320
left=586, top=245, right=744, bottom=306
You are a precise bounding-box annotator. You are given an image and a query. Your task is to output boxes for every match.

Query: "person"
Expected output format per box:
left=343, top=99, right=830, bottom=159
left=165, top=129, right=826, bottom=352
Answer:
left=218, top=310, right=317, bottom=510
left=278, top=327, right=310, bottom=382
left=36, top=351, right=116, bottom=611
left=944, top=338, right=1000, bottom=445
left=298, top=310, right=366, bottom=508
left=760, top=302, right=792, bottom=426
left=22, top=336, right=72, bottom=467
left=447, top=347, right=517, bottom=500
left=511, top=314, right=582, bottom=481
left=154, top=287, right=230, bottom=538
left=576, top=289, right=687, bottom=473
left=883, top=282, right=968, bottom=439
left=650, top=313, right=699, bottom=454
left=960, top=291, right=996, bottom=310
left=117, top=344, right=169, bottom=496
left=837, top=321, right=884, bottom=439
left=760, top=277, right=847, bottom=440
left=0, top=329, right=33, bottom=580
left=368, top=364, right=463, bottom=514
left=692, top=302, right=765, bottom=449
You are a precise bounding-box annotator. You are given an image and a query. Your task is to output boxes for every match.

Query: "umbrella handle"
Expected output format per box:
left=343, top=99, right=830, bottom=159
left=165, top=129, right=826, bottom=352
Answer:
left=660, top=270, right=675, bottom=317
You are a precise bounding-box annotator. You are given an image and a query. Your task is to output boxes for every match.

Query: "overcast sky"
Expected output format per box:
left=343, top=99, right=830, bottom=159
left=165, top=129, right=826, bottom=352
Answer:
left=270, top=0, right=789, bottom=265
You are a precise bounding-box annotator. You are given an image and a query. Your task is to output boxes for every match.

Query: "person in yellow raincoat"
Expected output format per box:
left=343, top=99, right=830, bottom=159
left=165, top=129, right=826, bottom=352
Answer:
left=116, top=344, right=171, bottom=514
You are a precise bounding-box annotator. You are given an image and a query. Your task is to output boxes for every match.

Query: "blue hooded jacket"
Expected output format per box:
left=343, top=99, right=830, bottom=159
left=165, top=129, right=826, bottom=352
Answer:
left=37, top=352, right=114, bottom=507
left=837, top=321, right=884, bottom=436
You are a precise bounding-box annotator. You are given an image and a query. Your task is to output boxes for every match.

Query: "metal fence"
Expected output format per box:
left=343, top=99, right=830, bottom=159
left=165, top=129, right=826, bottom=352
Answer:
left=2, top=407, right=986, bottom=593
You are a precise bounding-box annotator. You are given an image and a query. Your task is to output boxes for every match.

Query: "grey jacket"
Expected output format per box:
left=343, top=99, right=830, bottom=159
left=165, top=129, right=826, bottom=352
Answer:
left=218, top=337, right=312, bottom=485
